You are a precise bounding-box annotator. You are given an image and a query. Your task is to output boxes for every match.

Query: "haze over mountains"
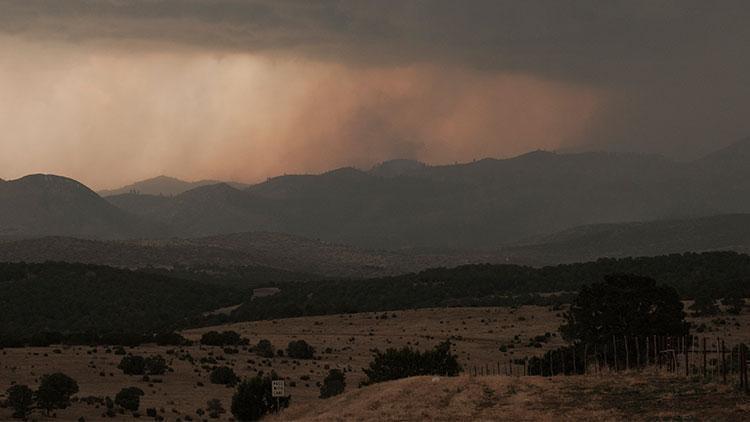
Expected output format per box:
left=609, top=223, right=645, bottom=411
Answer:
left=3, top=138, right=750, bottom=260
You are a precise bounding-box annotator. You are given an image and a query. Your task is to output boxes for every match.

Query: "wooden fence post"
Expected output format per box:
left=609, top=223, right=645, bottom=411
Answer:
left=685, top=336, right=689, bottom=377
left=624, top=336, right=630, bottom=371
left=721, top=339, right=727, bottom=383
left=703, top=337, right=707, bottom=378
left=613, top=336, right=618, bottom=372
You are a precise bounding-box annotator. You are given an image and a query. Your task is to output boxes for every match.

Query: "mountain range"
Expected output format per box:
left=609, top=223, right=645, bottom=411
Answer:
left=3, top=137, right=750, bottom=253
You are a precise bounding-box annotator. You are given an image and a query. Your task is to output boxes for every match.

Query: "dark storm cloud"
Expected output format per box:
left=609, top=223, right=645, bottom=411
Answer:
left=1, top=0, right=749, bottom=165
left=2, top=0, right=749, bottom=81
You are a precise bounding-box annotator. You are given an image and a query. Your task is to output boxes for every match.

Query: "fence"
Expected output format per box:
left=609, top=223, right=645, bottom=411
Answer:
left=465, top=335, right=750, bottom=393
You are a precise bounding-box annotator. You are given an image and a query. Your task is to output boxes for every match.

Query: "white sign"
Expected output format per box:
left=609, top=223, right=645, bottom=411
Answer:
left=272, top=380, right=285, bottom=397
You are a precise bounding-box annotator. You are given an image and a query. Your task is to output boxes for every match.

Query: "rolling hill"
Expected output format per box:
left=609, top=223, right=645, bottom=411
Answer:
left=97, top=175, right=250, bottom=197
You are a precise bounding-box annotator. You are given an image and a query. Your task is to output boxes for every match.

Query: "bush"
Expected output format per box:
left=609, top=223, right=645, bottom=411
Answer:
left=36, top=373, right=79, bottom=415
left=319, top=369, right=346, bottom=398
left=286, top=340, right=314, bottom=359
left=115, top=387, right=144, bottom=412
left=362, top=341, right=461, bottom=385
left=118, top=355, right=146, bottom=375
left=209, top=366, right=239, bottom=386
left=5, top=384, right=34, bottom=419
left=722, top=294, right=745, bottom=315
left=206, top=398, right=225, bottom=419
left=255, top=339, right=275, bottom=358
left=153, top=332, right=191, bottom=346
left=200, top=331, right=247, bottom=346
left=231, top=372, right=290, bottom=421
left=690, top=295, right=720, bottom=317
left=118, top=355, right=168, bottom=375
left=561, top=274, right=689, bottom=345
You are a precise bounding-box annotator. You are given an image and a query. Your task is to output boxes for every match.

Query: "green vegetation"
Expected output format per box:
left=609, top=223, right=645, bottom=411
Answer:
left=210, top=366, right=239, bottom=386
left=5, top=385, right=34, bottom=419
left=200, top=330, right=248, bottom=346
left=115, top=387, right=144, bottom=412
left=286, top=340, right=315, bottom=359
left=36, top=373, right=79, bottom=416
left=362, top=341, right=461, bottom=385
left=117, top=355, right=168, bottom=376
left=0, top=262, right=238, bottom=345
left=230, top=252, right=750, bottom=322
left=319, top=369, right=346, bottom=398
left=231, top=372, right=290, bottom=421
left=560, top=274, right=689, bottom=344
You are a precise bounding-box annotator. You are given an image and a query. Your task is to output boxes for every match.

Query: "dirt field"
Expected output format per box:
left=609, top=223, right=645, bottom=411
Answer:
left=1, top=305, right=749, bottom=420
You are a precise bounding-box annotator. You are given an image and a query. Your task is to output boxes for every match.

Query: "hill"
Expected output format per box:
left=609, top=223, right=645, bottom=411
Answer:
left=0, top=262, right=239, bottom=341
left=503, top=214, right=750, bottom=265
left=97, top=175, right=250, bottom=197
left=0, top=174, right=167, bottom=239
left=274, top=374, right=746, bottom=421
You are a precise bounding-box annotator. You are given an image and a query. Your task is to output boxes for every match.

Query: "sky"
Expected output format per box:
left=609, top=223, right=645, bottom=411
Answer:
left=1, top=0, right=749, bottom=189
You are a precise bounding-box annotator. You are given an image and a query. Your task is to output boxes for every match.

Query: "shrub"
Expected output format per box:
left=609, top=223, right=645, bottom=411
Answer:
left=115, top=387, right=144, bottom=412
left=153, top=332, right=191, bottom=346
left=144, top=355, right=168, bottom=375
left=362, top=341, right=461, bottom=385
left=118, top=355, right=146, bottom=375
left=255, top=339, right=275, bottom=358
left=319, top=369, right=346, bottom=398
left=5, top=384, right=34, bottom=419
left=36, top=373, right=79, bottom=415
left=231, top=372, right=290, bottom=421
left=209, top=366, right=239, bottom=386
left=200, top=331, right=246, bottom=346
left=690, top=295, right=720, bottom=317
left=286, top=340, right=314, bottom=359
left=561, top=274, right=689, bottom=345
left=206, top=398, right=225, bottom=419
left=118, top=355, right=168, bottom=375
left=722, top=294, right=745, bottom=315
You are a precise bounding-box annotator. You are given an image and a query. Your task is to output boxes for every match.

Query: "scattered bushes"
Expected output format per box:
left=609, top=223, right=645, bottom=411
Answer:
left=362, top=341, right=461, bottom=385
left=117, top=355, right=168, bottom=375
left=209, top=366, right=239, bottom=386
left=319, top=369, right=346, bottom=398
left=115, top=387, right=145, bottom=412
left=286, top=340, right=315, bottom=359
left=231, top=372, right=290, bottom=421
left=200, top=331, right=248, bottom=346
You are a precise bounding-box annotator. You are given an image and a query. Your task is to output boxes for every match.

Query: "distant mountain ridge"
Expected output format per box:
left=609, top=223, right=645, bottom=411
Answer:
left=5, top=137, right=750, bottom=249
left=98, top=175, right=250, bottom=197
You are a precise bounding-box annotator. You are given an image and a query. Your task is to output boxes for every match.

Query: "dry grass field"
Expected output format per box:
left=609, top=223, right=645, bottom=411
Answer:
left=1, top=305, right=749, bottom=420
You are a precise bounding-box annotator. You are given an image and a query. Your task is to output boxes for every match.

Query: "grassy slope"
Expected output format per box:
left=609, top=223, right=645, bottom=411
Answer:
left=276, top=373, right=749, bottom=421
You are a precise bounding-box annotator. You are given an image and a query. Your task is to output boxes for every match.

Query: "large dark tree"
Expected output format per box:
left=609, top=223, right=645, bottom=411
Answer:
left=560, top=274, right=689, bottom=345
left=36, top=373, right=79, bottom=415
left=319, top=369, right=346, bottom=399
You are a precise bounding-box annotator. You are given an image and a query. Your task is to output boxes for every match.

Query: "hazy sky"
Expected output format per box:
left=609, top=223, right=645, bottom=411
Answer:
left=1, top=1, right=749, bottom=189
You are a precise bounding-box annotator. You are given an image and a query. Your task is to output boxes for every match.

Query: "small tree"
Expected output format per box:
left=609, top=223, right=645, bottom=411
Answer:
left=206, top=398, right=225, bottom=419
left=210, top=366, right=239, bottom=386
left=255, top=339, right=275, bottom=358
left=231, top=372, right=290, bottom=421
left=6, top=384, right=34, bottom=419
left=36, top=373, right=79, bottom=415
left=144, top=355, right=168, bottom=375
left=115, top=387, right=144, bottom=412
left=561, top=274, right=689, bottom=345
left=118, top=355, right=146, bottom=375
left=200, top=331, right=246, bottom=346
left=319, top=369, right=346, bottom=398
left=286, top=340, right=314, bottom=359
